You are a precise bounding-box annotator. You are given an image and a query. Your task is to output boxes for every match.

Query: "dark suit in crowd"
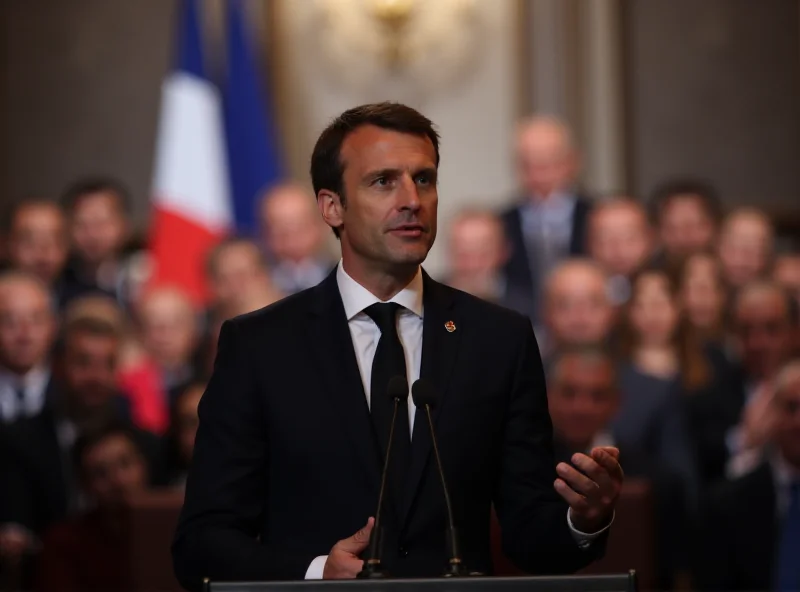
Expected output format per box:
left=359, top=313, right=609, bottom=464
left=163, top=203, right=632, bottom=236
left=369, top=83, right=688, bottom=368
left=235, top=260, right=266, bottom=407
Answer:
left=501, top=194, right=593, bottom=301
left=173, top=270, right=606, bottom=590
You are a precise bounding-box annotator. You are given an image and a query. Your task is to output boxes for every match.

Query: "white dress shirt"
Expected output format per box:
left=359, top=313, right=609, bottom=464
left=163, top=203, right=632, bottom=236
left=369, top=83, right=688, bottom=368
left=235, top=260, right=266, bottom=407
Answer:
left=305, top=262, right=608, bottom=579
left=0, top=365, right=50, bottom=423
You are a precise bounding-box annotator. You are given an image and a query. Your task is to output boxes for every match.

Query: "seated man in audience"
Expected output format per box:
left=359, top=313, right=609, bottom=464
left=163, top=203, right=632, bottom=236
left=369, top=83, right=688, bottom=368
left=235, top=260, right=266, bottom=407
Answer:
left=587, top=197, right=654, bottom=305
left=445, top=209, right=536, bottom=319
left=135, top=286, right=201, bottom=406
left=547, top=344, right=687, bottom=588
left=0, top=312, right=162, bottom=577
left=691, top=280, right=797, bottom=484
left=35, top=421, right=150, bottom=592
left=59, top=177, right=141, bottom=308
left=697, top=360, right=800, bottom=591
left=540, top=259, right=614, bottom=357
left=2, top=198, right=70, bottom=307
left=0, top=271, right=57, bottom=424
left=647, top=178, right=722, bottom=265
left=717, top=207, right=774, bottom=290
left=258, top=183, right=332, bottom=295
left=206, top=237, right=284, bottom=318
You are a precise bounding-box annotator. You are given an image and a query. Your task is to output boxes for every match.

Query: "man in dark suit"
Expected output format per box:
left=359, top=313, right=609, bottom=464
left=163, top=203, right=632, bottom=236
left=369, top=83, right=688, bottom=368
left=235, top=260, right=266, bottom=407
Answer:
left=173, top=103, right=623, bottom=590
left=696, top=360, right=800, bottom=591
left=501, top=116, right=593, bottom=315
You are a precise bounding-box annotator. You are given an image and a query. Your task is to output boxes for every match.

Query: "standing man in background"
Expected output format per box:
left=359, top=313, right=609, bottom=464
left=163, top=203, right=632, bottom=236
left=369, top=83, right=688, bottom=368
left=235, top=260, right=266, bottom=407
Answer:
left=502, top=116, right=593, bottom=317
left=173, top=103, right=622, bottom=589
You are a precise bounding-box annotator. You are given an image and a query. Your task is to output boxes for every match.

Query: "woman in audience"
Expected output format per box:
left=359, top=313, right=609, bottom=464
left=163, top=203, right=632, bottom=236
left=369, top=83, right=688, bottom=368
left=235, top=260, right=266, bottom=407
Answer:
left=678, top=251, right=727, bottom=346
left=615, top=266, right=708, bottom=505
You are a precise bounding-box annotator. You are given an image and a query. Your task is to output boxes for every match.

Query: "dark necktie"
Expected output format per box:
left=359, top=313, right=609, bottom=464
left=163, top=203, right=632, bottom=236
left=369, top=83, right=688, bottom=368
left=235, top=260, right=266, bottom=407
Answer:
left=15, top=385, right=27, bottom=413
left=776, top=480, right=800, bottom=591
left=364, top=303, right=411, bottom=509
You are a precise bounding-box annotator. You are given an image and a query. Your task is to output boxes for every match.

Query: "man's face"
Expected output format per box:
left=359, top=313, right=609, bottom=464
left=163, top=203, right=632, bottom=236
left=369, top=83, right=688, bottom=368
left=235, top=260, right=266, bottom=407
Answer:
left=546, top=267, right=613, bottom=347
left=81, top=434, right=147, bottom=509
left=321, top=126, right=438, bottom=274
left=516, top=124, right=576, bottom=199
left=659, top=195, right=716, bottom=259
left=70, top=192, right=128, bottom=266
left=7, top=204, right=69, bottom=285
left=449, top=216, right=507, bottom=281
left=718, top=215, right=772, bottom=288
left=773, top=373, right=800, bottom=468
left=261, top=188, right=325, bottom=264
left=589, top=206, right=652, bottom=278
left=61, top=332, right=119, bottom=410
left=0, top=281, right=55, bottom=374
left=734, top=289, right=793, bottom=379
left=138, top=291, right=197, bottom=371
left=548, top=355, right=618, bottom=449
left=210, top=244, right=266, bottom=311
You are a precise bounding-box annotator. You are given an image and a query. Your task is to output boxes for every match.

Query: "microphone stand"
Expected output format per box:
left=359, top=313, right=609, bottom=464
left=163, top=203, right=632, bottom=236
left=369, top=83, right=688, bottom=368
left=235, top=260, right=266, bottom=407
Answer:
left=421, top=403, right=469, bottom=578
left=357, top=397, right=401, bottom=578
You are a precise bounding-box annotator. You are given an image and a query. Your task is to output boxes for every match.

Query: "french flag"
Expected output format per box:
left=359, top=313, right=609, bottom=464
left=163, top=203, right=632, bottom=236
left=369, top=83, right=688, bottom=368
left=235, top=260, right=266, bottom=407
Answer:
left=148, top=0, right=232, bottom=306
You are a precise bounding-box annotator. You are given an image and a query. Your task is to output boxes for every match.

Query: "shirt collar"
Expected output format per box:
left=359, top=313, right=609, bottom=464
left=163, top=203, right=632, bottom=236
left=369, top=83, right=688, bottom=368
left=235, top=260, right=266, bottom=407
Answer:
left=0, top=364, right=50, bottom=390
left=336, top=261, right=424, bottom=321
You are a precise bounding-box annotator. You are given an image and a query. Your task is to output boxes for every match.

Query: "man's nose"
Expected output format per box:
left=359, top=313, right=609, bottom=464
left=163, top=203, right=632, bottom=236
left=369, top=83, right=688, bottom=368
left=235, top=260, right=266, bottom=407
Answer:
left=397, top=175, right=421, bottom=210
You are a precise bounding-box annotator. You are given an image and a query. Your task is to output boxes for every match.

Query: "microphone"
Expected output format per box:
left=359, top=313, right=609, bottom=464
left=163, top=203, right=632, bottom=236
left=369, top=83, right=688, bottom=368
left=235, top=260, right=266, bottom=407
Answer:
left=411, top=379, right=469, bottom=578
left=357, top=375, right=409, bottom=579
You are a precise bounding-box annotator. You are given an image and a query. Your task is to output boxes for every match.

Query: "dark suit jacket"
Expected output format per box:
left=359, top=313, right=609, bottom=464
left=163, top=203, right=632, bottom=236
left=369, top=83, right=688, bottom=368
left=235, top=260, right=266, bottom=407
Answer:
left=695, top=461, right=777, bottom=591
left=501, top=195, right=593, bottom=295
left=172, top=270, right=606, bottom=590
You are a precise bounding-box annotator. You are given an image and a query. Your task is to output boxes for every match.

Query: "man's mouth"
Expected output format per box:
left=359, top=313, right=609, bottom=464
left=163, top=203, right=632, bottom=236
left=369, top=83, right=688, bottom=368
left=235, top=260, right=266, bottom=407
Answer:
left=389, top=224, right=425, bottom=237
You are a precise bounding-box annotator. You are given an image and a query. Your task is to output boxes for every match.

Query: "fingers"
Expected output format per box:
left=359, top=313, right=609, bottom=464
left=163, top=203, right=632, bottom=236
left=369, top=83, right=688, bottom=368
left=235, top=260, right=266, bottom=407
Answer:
left=570, top=454, right=615, bottom=492
left=594, top=446, right=620, bottom=460
left=554, top=478, right=588, bottom=510
left=556, top=462, right=599, bottom=497
left=590, top=447, right=624, bottom=481
left=336, top=517, right=375, bottom=555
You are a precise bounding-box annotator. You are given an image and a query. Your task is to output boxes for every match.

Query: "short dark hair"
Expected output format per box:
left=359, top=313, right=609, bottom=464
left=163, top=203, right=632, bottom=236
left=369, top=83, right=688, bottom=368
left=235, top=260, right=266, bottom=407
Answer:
left=61, top=176, right=132, bottom=216
left=310, top=102, right=440, bottom=237
left=55, top=315, right=120, bottom=358
left=205, top=237, right=266, bottom=279
left=72, top=419, right=143, bottom=477
left=648, top=178, right=722, bottom=226
left=2, top=196, right=63, bottom=234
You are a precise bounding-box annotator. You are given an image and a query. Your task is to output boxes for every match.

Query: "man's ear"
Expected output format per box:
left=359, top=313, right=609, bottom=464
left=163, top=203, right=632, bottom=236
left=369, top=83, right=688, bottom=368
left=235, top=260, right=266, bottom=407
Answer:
left=317, top=190, right=344, bottom=234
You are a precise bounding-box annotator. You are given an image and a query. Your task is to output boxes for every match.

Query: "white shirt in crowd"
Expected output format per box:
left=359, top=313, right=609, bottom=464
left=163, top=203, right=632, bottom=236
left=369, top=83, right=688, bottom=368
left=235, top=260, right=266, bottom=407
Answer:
left=0, top=365, right=50, bottom=423
left=304, top=262, right=610, bottom=579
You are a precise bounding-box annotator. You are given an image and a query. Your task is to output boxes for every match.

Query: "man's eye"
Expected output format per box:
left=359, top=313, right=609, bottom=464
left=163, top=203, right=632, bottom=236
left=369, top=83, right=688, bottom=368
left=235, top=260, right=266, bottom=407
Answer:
left=374, top=177, right=389, bottom=187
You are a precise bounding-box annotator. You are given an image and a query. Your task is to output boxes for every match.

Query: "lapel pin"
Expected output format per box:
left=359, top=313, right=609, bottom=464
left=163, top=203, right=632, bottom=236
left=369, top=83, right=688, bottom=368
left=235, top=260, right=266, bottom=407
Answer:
left=444, top=320, right=456, bottom=333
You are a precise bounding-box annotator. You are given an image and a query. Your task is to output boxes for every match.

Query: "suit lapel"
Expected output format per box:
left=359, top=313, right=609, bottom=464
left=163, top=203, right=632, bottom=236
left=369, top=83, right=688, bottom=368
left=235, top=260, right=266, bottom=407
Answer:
left=401, top=273, right=461, bottom=526
left=305, top=271, right=382, bottom=492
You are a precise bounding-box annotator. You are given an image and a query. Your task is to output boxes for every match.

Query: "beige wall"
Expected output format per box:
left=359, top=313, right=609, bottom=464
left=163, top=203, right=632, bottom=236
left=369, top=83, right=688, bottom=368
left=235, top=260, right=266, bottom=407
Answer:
left=270, top=0, right=523, bottom=277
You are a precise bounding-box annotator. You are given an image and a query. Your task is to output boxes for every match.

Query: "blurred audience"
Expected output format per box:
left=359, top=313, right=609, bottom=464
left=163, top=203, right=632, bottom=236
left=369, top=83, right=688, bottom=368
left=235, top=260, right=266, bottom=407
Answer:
left=0, top=272, right=57, bottom=423
left=445, top=209, right=536, bottom=320
left=587, top=197, right=654, bottom=305
left=547, top=344, right=687, bottom=588
left=135, top=286, right=200, bottom=407
left=615, top=267, right=703, bottom=504
left=502, top=116, right=592, bottom=315
left=774, top=251, right=800, bottom=307
left=678, top=251, right=727, bottom=346
left=2, top=198, right=69, bottom=306
left=206, top=237, right=283, bottom=318
left=648, top=179, right=722, bottom=265
left=717, top=207, right=774, bottom=290
left=698, top=360, right=800, bottom=591
left=35, top=421, right=150, bottom=592
left=164, top=383, right=204, bottom=488
left=258, top=183, right=331, bottom=295
left=0, top=311, right=161, bottom=578
left=541, top=259, right=614, bottom=355
left=60, top=177, right=142, bottom=308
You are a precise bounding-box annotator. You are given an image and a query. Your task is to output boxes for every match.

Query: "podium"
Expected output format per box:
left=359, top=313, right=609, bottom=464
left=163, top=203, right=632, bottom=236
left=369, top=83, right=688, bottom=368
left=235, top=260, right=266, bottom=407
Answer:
left=204, top=573, right=637, bottom=592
